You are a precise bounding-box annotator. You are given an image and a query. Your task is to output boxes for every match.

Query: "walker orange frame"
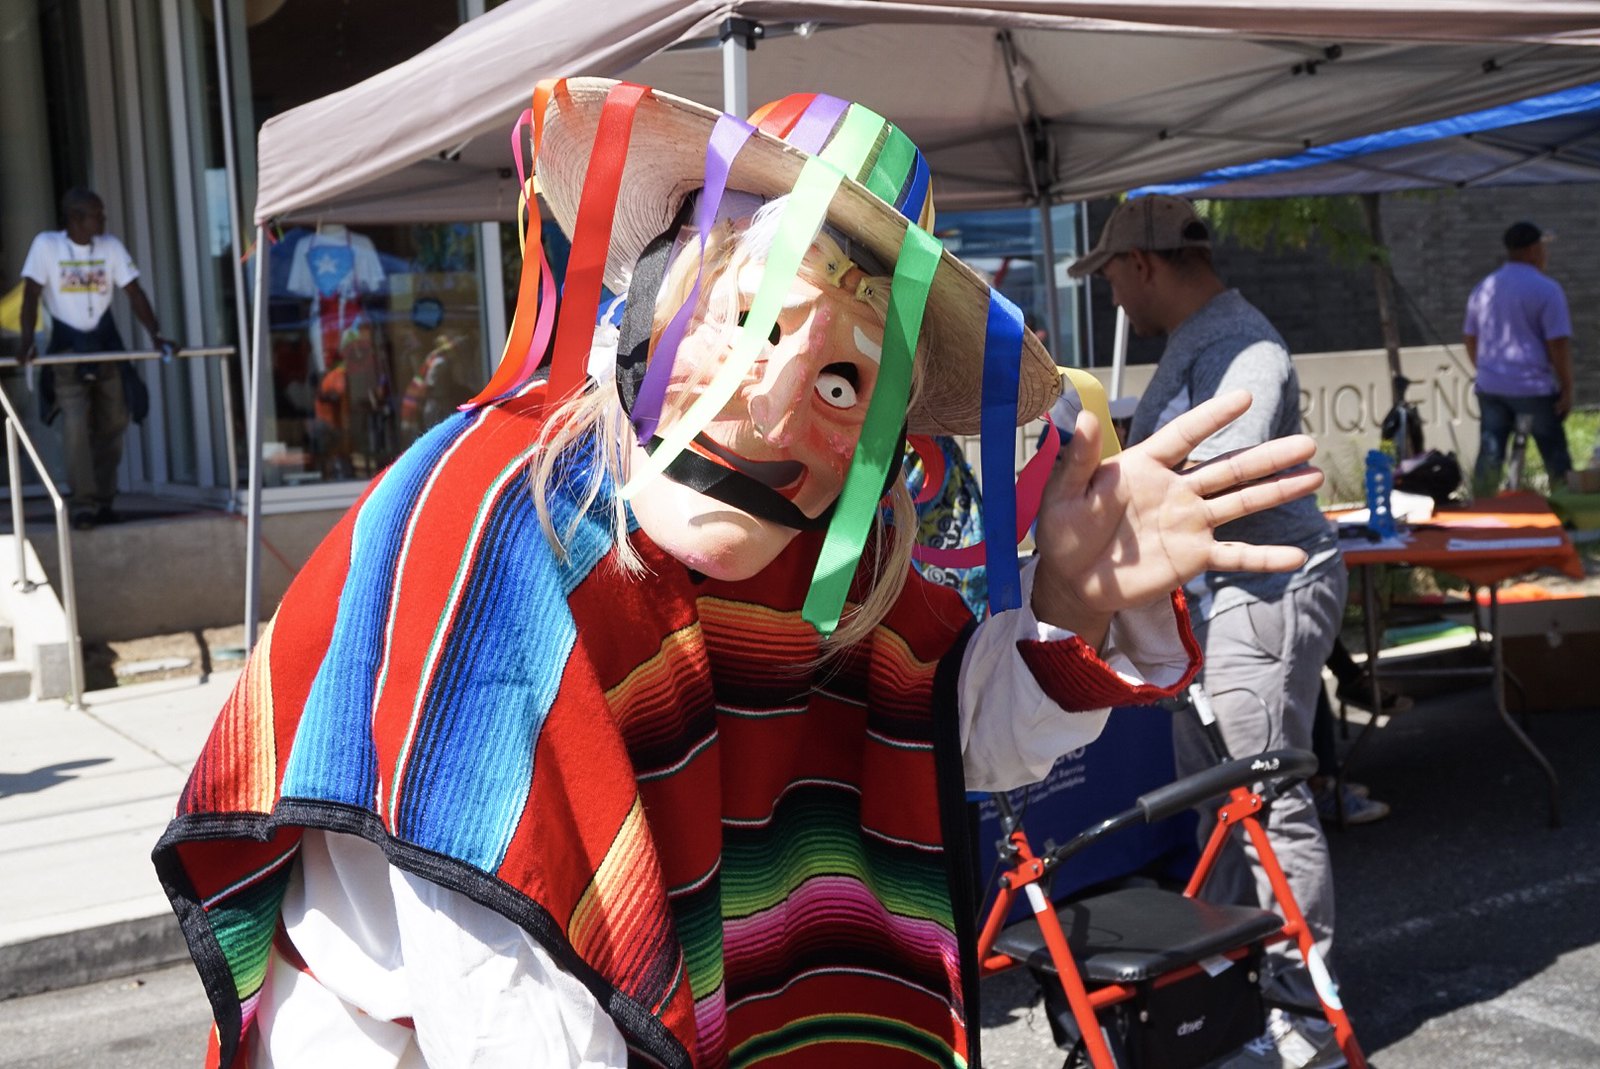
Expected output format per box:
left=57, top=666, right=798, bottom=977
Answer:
left=974, top=746, right=1369, bottom=1069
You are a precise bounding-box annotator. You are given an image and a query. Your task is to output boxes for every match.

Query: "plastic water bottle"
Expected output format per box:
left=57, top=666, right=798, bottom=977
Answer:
left=159, top=341, right=176, bottom=365
left=1365, top=449, right=1396, bottom=538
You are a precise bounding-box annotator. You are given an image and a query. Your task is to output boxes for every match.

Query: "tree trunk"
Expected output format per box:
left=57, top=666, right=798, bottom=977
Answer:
left=1360, top=192, right=1404, bottom=410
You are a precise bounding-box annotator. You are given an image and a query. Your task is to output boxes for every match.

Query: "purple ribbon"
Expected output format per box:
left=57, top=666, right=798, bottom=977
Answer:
left=785, top=94, right=850, bottom=155
left=631, top=113, right=755, bottom=439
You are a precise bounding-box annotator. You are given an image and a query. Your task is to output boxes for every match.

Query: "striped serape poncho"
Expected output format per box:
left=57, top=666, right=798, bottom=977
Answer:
left=154, top=385, right=1189, bottom=1068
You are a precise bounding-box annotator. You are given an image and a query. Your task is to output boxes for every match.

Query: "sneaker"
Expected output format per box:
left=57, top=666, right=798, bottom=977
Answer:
left=93, top=505, right=121, bottom=525
left=1216, top=1009, right=1347, bottom=1069
left=70, top=510, right=96, bottom=531
left=1335, top=671, right=1413, bottom=715
left=1314, top=783, right=1391, bottom=826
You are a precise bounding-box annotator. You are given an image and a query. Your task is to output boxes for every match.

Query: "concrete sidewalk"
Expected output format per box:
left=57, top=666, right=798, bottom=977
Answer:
left=0, top=671, right=238, bottom=1000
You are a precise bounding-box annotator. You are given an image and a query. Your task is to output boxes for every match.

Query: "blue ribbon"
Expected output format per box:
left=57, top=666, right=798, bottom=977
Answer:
left=980, top=291, right=1025, bottom=616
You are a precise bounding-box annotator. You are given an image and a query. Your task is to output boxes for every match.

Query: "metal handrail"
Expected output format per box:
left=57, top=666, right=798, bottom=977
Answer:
left=0, top=386, right=84, bottom=708
left=0, top=347, right=242, bottom=506
left=0, top=345, right=234, bottom=367
left=0, top=345, right=238, bottom=708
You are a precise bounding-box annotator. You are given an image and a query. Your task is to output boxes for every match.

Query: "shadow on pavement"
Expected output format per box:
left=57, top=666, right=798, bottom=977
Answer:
left=0, top=758, right=113, bottom=799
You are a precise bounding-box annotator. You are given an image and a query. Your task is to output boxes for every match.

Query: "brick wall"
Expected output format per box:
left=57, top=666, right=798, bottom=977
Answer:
left=1383, top=185, right=1600, bottom=406
left=1081, top=188, right=1597, bottom=406
left=1082, top=198, right=1408, bottom=371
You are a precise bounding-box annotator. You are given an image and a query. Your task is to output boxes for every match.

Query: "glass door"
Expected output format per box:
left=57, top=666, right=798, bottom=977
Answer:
left=71, top=0, right=237, bottom=504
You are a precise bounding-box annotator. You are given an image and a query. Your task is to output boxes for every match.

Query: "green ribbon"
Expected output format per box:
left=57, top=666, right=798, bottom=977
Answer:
left=863, top=125, right=918, bottom=207
left=820, top=103, right=890, bottom=178
left=802, top=223, right=941, bottom=636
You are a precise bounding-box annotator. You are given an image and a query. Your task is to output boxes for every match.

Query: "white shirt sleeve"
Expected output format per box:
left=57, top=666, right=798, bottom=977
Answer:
left=352, top=233, right=387, bottom=292
left=256, top=830, right=629, bottom=1069
left=19, top=233, right=51, bottom=286
left=958, top=558, right=1191, bottom=792
left=102, top=234, right=141, bottom=288
left=286, top=236, right=315, bottom=297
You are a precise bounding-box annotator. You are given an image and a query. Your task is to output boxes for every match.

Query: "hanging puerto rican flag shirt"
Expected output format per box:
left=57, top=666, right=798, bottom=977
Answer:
left=286, top=228, right=387, bottom=372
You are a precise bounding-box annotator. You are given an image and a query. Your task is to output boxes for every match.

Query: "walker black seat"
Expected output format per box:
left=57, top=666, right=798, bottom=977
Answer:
left=991, top=886, right=1283, bottom=983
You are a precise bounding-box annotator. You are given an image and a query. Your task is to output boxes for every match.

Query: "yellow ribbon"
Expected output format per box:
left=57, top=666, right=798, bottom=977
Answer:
left=1060, top=367, right=1122, bottom=459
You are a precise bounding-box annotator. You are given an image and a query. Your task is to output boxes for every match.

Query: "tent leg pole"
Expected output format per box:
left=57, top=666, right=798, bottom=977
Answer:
left=1361, top=192, right=1405, bottom=415
left=720, top=20, right=753, bottom=116
left=245, top=224, right=270, bottom=652
left=1080, top=202, right=1095, bottom=366
left=1037, top=196, right=1062, bottom=362
left=1110, top=306, right=1130, bottom=401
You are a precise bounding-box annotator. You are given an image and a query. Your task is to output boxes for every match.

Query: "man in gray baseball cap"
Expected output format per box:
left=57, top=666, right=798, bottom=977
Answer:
left=1069, top=193, right=1213, bottom=280
left=1069, top=195, right=1223, bottom=340
left=1079, top=194, right=1351, bottom=1069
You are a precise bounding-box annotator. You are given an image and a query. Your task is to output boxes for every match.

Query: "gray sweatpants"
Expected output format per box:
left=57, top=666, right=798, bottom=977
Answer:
left=1173, top=560, right=1347, bottom=1009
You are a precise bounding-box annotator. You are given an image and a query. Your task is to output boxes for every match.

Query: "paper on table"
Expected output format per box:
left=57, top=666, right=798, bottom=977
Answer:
left=1445, top=535, right=1564, bottom=552
left=1341, top=531, right=1414, bottom=552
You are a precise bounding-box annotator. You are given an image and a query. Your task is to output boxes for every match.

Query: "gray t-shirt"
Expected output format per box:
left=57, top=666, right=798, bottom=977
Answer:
left=1128, top=289, right=1339, bottom=612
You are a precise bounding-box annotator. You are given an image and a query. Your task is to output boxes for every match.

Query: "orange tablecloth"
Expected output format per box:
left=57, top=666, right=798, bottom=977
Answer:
left=1333, top=491, right=1583, bottom=587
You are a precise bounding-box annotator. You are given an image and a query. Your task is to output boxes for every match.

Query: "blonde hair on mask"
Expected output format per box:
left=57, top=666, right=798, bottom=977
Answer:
left=530, top=194, right=927, bottom=648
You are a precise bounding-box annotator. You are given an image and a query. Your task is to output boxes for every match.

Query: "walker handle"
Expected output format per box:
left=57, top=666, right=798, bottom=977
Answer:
left=1043, top=748, right=1317, bottom=868
left=1136, top=749, right=1316, bottom=824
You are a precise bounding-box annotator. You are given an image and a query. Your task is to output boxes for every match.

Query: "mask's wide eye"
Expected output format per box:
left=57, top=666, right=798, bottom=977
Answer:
left=815, top=363, right=859, bottom=409
left=736, top=310, right=782, bottom=347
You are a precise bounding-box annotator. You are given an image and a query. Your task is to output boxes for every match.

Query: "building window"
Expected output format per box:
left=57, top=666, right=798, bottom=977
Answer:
left=262, top=222, right=485, bottom=483
left=245, top=0, right=484, bottom=486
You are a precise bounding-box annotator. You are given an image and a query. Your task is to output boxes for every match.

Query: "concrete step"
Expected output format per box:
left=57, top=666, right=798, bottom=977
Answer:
left=0, top=535, right=76, bottom=700
left=0, top=659, right=32, bottom=702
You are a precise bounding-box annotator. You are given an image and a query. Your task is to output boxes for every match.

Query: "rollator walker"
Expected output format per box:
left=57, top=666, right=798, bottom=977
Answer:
left=975, top=684, right=1368, bottom=1069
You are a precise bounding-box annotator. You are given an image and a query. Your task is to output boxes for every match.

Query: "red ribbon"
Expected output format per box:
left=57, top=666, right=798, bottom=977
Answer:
left=468, top=80, right=559, bottom=406
left=547, top=82, right=650, bottom=406
left=908, top=435, right=946, bottom=505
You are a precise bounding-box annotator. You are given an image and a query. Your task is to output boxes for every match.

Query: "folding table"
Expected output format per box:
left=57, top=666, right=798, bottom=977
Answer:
left=1334, top=491, right=1583, bottom=827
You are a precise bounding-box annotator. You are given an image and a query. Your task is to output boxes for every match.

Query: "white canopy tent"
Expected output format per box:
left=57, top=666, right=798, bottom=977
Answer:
left=253, top=0, right=1600, bottom=224
left=241, top=0, right=1600, bottom=642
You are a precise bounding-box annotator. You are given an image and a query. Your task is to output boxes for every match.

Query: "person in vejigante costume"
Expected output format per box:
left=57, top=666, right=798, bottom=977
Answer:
left=155, top=80, right=1325, bottom=1068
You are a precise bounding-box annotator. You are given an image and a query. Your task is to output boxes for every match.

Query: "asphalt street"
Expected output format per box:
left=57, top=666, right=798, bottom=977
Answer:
left=3, top=679, right=1597, bottom=1067
left=0, top=963, right=206, bottom=1069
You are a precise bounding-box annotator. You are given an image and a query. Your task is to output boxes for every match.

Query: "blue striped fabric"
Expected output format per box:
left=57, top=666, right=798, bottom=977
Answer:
left=394, top=454, right=573, bottom=866
left=281, top=415, right=478, bottom=807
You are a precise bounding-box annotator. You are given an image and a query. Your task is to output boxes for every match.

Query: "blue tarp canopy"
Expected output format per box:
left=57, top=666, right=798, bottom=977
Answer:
left=1137, top=81, right=1600, bottom=198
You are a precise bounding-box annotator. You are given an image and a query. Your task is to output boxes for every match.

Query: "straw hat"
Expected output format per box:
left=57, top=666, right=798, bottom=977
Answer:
left=535, top=78, right=1060, bottom=436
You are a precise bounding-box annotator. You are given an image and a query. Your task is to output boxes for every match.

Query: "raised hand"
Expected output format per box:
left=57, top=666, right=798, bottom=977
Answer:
left=1030, top=390, right=1322, bottom=644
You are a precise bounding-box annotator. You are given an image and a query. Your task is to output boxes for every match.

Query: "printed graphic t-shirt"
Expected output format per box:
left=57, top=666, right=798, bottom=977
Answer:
left=286, top=229, right=387, bottom=372
left=20, top=231, right=140, bottom=333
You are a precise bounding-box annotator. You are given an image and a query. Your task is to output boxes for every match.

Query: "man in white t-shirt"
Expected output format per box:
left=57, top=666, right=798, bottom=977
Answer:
left=19, top=188, right=176, bottom=529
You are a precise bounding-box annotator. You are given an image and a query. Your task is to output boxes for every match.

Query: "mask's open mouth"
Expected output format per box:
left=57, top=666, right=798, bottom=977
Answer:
left=691, top=434, right=804, bottom=492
